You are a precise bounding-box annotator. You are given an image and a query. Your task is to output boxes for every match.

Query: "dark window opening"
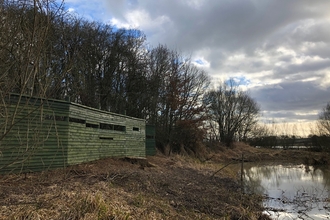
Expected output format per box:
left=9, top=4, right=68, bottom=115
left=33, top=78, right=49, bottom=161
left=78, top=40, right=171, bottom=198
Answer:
left=100, top=123, right=114, bottom=130
left=100, top=123, right=125, bottom=132
left=86, top=123, right=99, bottom=128
left=99, top=137, right=113, bottom=140
left=146, top=135, right=155, bottom=139
left=69, top=117, right=86, bottom=124
left=133, top=127, right=139, bottom=131
left=114, top=124, right=126, bottom=132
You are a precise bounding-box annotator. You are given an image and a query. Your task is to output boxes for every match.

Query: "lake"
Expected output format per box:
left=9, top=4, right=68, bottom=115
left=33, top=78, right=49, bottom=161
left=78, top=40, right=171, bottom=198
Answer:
left=243, top=162, right=330, bottom=219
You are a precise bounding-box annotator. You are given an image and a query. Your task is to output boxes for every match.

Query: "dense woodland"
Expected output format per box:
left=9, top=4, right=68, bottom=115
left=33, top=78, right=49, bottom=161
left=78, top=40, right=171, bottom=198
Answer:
left=1, top=0, right=329, bottom=156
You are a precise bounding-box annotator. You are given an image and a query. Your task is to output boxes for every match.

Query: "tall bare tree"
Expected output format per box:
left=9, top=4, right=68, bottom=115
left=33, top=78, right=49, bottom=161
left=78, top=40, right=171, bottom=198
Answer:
left=204, top=79, right=260, bottom=146
left=145, top=45, right=210, bottom=154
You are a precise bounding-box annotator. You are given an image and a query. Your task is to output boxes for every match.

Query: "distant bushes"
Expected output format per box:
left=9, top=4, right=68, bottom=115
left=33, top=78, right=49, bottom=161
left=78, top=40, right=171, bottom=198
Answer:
left=248, top=135, right=330, bottom=151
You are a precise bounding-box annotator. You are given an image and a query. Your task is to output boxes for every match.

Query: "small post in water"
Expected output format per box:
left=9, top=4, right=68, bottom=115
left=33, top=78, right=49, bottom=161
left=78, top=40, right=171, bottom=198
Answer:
left=241, top=153, right=244, bottom=192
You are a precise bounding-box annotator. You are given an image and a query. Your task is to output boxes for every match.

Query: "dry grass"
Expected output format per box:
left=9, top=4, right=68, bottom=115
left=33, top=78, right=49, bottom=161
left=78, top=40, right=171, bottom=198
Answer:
left=0, top=145, right=296, bottom=220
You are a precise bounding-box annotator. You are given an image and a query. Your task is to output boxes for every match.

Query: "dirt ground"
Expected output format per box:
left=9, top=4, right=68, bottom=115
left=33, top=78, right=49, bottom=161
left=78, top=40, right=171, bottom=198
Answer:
left=0, top=144, right=327, bottom=220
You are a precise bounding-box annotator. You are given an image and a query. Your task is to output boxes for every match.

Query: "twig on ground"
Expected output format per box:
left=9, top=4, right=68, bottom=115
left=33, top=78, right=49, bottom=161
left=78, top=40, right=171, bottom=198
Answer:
left=210, top=161, right=235, bottom=178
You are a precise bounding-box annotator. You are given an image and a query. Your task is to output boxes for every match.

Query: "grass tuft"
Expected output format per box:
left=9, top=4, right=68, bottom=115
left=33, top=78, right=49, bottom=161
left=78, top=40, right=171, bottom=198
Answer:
left=62, top=192, right=131, bottom=220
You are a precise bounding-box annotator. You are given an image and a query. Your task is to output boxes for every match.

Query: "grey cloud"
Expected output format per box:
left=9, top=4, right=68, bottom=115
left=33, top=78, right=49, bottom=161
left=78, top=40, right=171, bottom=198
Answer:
left=139, top=0, right=330, bottom=53
left=308, top=45, right=330, bottom=59
left=279, top=55, right=294, bottom=63
left=104, top=0, right=133, bottom=21
left=274, top=59, right=330, bottom=75
left=291, top=21, right=330, bottom=44
left=102, top=0, right=330, bottom=66
left=250, top=80, right=330, bottom=120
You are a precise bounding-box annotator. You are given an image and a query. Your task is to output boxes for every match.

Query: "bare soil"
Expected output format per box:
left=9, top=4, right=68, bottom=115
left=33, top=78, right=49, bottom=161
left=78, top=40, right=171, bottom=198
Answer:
left=0, top=144, right=327, bottom=220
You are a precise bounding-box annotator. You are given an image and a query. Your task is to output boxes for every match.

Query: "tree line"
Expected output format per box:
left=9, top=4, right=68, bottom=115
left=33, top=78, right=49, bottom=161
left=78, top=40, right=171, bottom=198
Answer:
left=247, top=103, right=330, bottom=151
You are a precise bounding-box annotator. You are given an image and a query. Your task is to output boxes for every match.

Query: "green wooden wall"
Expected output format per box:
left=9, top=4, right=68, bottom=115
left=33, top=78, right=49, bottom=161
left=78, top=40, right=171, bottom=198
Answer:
left=66, top=103, right=146, bottom=165
left=0, top=94, right=146, bottom=173
left=146, top=124, right=156, bottom=156
left=0, top=94, right=70, bottom=173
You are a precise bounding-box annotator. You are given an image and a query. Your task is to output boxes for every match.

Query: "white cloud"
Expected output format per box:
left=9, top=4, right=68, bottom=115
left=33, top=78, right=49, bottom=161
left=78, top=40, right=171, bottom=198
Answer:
left=123, top=9, right=149, bottom=28
left=67, top=7, right=75, bottom=13
left=193, top=57, right=210, bottom=69
left=319, top=73, right=330, bottom=89
left=109, top=18, right=131, bottom=29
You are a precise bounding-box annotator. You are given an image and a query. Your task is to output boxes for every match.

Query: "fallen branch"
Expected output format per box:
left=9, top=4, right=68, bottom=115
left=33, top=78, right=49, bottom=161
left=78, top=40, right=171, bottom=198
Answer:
left=200, top=154, right=215, bottom=163
left=210, top=161, right=235, bottom=178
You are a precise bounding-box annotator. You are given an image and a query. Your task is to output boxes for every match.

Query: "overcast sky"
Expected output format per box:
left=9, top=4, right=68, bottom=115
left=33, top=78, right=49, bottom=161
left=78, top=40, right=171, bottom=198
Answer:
left=60, top=0, right=330, bottom=124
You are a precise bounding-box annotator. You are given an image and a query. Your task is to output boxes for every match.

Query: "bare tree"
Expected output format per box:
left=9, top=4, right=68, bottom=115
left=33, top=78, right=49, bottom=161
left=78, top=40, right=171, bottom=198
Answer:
left=316, top=102, right=330, bottom=150
left=204, top=79, right=260, bottom=146
left=318, top=102, right=330, bottom=136
left=145, top=45, right=210, bottom=154
left=0, top=0, right=65, bottom=97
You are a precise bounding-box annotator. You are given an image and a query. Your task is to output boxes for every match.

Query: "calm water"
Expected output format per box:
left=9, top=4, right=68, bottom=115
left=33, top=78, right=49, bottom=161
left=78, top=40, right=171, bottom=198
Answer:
left=243, top=162, right=330, bottom=219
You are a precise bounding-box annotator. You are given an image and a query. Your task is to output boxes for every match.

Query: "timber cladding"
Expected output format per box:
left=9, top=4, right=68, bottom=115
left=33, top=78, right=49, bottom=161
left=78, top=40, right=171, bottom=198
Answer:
left=0, top=93, right=147, bottom=173
left=146, top=124, right=156, bottom=156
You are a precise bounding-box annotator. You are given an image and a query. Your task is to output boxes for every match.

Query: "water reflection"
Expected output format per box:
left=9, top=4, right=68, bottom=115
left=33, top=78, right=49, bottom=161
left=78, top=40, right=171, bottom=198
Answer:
left=244, top=163, right=330, bottom=219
